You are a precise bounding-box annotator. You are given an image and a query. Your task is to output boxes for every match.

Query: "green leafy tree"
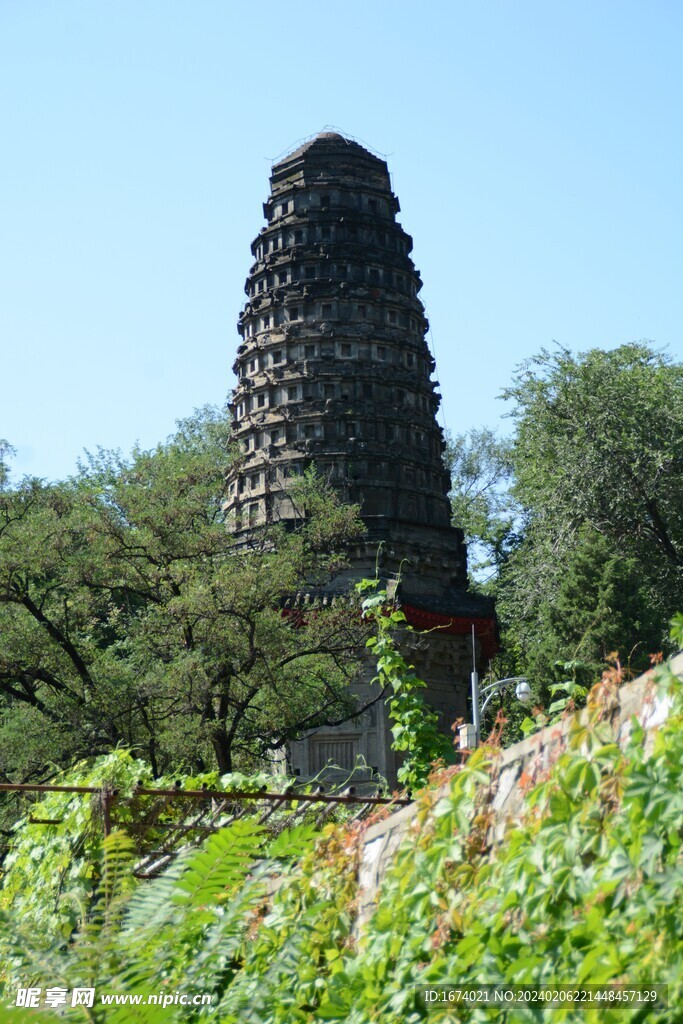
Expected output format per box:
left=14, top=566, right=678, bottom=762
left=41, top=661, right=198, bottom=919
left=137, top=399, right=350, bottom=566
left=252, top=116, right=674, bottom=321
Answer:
left=495, top=343, right=683, bottom=684
left=504, top=342, right=683, bottom=571
left=0, top=408, right=369, bottom=783
left=446, top=344, right=682, bottom=697
left=500, top=524, right=668, bottom=687
left=0, top=440, right=14, bottom=491
left=444, top=427, right=519, bottom=581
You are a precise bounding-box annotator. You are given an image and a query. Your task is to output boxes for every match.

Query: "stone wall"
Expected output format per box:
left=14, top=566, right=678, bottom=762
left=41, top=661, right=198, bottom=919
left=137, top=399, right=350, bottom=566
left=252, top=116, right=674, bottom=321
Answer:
left=356, top=652, right=682, bottom=925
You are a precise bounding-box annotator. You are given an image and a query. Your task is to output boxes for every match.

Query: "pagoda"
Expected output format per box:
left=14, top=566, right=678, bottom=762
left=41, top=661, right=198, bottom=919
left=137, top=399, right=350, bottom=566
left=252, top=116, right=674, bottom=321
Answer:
left=226, top=132, right=496, bottom=782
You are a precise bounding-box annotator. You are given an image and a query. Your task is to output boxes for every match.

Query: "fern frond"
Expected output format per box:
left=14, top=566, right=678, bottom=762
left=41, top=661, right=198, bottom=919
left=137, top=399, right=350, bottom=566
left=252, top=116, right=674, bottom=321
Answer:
left=173, top=819, right=265, bottom=908
left=103, top=829, right=137, bottom=911
left=122, top=847, right=193, bottom=934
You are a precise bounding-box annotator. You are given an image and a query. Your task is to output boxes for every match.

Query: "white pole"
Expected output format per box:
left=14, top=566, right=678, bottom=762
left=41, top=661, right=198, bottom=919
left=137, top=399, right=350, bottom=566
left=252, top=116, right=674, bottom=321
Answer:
left=470, top=624, right=480, bottom=745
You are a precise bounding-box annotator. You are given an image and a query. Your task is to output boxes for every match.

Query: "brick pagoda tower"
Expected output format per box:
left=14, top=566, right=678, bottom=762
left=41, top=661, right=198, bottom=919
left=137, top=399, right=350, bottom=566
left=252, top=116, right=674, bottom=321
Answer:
left=226, top=132, right=496, bottom=782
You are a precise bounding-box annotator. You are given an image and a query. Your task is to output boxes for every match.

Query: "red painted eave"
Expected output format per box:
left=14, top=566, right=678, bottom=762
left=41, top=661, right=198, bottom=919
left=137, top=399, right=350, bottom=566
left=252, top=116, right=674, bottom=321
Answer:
left=400, top=604, right=499, bottom=662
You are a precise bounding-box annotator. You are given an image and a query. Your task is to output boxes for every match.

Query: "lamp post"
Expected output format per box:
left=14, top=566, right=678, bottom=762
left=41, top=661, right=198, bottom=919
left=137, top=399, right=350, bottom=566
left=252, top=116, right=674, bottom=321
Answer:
left=462, top=626, right=531, bottom=749
left=461, top=674, right=531, bottom=749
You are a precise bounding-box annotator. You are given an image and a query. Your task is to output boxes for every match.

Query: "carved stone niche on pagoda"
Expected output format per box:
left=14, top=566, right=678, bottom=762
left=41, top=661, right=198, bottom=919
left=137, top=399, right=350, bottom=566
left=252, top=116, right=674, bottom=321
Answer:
left=226, top=132, right=496, bottom=787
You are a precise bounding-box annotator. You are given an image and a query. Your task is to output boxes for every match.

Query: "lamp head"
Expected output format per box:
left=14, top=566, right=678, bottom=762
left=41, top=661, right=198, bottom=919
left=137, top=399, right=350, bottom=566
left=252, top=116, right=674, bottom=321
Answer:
left=515, top=680, right=532, bottom=703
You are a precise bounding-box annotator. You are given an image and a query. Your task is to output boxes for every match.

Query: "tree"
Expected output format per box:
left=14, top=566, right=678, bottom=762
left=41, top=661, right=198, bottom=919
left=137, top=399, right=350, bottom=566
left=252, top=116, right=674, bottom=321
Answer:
left=444, top=344, right=683, bottom=694
left=504, top=342, right=683, bottom=572
left=0, top=408, right=371, bottom=782
left=444, top=427, right=519, bottom=581
left=495, top=342, right=683, bottom=683
left=500, top=525, right=667, bottom=686
left=0, top=440, right=14, bottom=491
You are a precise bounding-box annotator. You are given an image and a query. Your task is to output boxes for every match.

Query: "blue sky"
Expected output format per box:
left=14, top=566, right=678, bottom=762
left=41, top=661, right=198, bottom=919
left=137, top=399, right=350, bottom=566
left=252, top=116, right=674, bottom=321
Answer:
left=1, top=0, right=681, bottom=481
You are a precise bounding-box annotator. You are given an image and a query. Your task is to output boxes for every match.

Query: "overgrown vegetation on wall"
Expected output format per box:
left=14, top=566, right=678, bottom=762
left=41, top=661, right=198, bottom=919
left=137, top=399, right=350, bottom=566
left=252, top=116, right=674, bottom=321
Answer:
left=2, top=649, right=681, bottom=1021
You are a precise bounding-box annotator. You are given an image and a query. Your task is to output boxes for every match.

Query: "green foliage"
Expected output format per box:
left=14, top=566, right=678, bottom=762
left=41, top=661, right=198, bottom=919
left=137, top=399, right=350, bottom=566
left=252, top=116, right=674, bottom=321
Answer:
left=1, top=813, right=317, bottom=1022
left=357, top=580, right=454, bottom=791
left=0, top=749, right=303, bottom=947
left=0, top=407, right=368, bottom=784
left=172, top=818, right=265, bottom=909
left=500, top=519, right=671, bottom=690
left=0, top=750, right=147, bottom=941
left=0, top=440, right=14, bottom=491
left=449, top=344, right=683, bottom=708
left=499, top=343, right=682, bottom=677
left=670, top=613, right=683, bottom=650
left=520, top=675, right=589, bottom=737
left=504, top=343, right=683, bottom=571
left=444, top=427, right=519, bottom=580
left=3, top=656, right=683, bottom=1022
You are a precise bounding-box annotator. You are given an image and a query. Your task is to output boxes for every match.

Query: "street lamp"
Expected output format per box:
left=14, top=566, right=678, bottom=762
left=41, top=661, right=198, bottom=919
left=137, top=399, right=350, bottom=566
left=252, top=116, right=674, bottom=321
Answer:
left=461, top=627, right=532, bottom=749
left=465, top=675, right=532, bottom=749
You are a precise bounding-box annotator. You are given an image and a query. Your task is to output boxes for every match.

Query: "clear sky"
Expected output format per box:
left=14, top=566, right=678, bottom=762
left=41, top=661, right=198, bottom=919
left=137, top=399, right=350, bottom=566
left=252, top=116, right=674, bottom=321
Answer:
left=2, top=0, right=681, bottom=482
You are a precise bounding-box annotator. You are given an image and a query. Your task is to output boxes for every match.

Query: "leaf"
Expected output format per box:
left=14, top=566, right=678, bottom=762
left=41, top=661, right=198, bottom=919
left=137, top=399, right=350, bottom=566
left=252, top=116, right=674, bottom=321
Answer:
left=265, top=822, right=320, bottom=861
left=174, top=819, right=265, bottom=907
left=316, top=998, right=351, bottom=1019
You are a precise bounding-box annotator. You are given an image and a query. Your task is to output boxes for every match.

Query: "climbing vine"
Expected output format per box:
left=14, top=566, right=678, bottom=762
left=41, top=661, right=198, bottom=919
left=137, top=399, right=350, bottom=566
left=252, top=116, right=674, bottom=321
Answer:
left=357, top=579, right=454, bottom=791
left=0, top=750, right=297, bottom=943
left=2, top=637, right=682, bottom=1022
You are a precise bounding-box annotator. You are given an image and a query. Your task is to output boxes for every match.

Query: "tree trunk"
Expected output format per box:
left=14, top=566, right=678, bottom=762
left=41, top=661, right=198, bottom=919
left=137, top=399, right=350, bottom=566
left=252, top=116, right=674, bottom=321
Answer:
left=210, top=726, right=232, bottom=774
